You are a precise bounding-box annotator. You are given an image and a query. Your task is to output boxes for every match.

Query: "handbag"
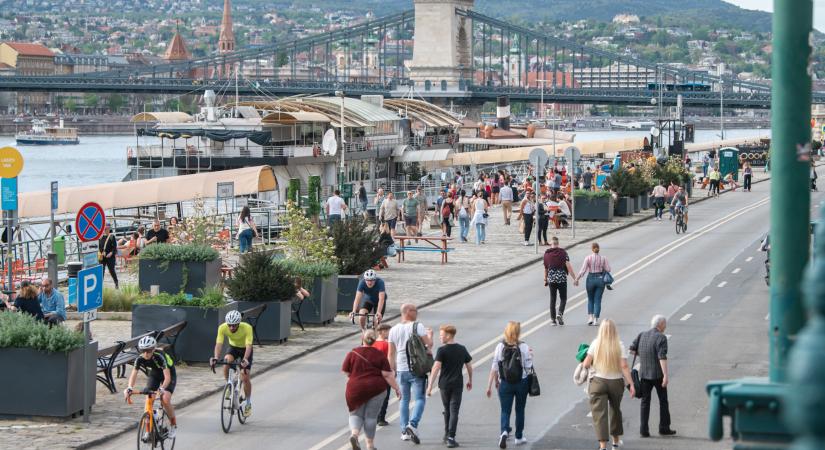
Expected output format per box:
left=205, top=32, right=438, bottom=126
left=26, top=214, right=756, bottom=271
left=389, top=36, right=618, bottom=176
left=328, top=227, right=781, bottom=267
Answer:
left=527, top=367, right=541, bottom=396
left=630, top=333, right=643, bottom=398
left=603, top=271, right=614, bottom=285
left=98, top=234, right=112, bottom=263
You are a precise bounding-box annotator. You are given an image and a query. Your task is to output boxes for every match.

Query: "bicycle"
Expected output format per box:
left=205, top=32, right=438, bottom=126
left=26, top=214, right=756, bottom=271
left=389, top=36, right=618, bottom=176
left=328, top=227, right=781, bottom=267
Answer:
left=351, top=312, right=378, bottom=332
left=675, top=206, right=687, bottom=234
left=211, top=360, right=249, bottom=433
left=127, top=390, right=175, bottom=450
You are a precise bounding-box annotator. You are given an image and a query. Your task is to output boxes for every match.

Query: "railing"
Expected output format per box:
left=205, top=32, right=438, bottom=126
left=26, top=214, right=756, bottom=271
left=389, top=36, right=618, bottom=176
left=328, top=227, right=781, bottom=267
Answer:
left=412, top=133, right=459, bottom=148
left=127, top=144, right=307, bottom=159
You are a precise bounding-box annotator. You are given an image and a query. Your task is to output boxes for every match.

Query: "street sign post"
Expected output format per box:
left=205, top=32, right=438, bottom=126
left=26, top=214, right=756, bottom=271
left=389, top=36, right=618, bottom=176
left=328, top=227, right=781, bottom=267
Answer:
left=0, top=147, right=23, bottom=297
left=48, top=181, right=58, bottom=287
left=78, top=264, right=103, bottom=424
left=565, top=146, right=582, bottom=238
left=1, top=177, right=17, bottom=210
left=528, top=148, right=549, bottom=254
left=75, top=202, right=106, bottom=242
left=0, top=146, right=23, bottom=178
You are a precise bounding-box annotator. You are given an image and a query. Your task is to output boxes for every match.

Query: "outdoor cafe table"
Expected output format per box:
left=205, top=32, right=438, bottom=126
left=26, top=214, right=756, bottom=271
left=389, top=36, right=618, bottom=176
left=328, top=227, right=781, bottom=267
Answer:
left=395, top=235, right=454, bottom=264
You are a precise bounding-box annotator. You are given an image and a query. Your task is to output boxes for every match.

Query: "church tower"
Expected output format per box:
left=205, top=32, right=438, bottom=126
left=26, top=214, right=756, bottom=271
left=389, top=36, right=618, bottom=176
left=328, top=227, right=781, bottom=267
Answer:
left=218, top=0, right=235, bottom=53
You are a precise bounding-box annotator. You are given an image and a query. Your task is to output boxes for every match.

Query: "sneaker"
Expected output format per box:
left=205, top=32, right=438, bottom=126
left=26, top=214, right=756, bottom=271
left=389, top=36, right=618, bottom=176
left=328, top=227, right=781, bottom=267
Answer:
left=587, top=320, right=593, bottom=326
left=405, top=425, right=420, bottom=444
left=611, top=439, right=622, bottom=449
left=350, top=435, right=362, bottom=450
left=446, top=437, right=459, bottom=448
left=401, top=432, right=411, bottom=441
left=551, top=320, right=558, bottom=326
left=167, top=426, right=177, bottom=440
left=523, top=241, right=530, bottom=246
left=659, top=429, right=677, bottom=436
left=377, top=420, right=389, bottom=427
left=557, top=314, right=564, bottom=326
left=593, top=318, right=599, bottom=326
left=243, top=401, right=252, bottom=417
left=498, top=431, right=508, bottom=449
left=224, top=388, right=232, bottom=400
left=515, top=437, right=527, bottom=446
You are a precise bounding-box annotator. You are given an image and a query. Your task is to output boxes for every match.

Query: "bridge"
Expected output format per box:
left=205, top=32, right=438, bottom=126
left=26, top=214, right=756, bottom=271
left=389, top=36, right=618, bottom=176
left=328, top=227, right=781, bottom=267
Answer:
left=0, top=0, right=818, bottom=108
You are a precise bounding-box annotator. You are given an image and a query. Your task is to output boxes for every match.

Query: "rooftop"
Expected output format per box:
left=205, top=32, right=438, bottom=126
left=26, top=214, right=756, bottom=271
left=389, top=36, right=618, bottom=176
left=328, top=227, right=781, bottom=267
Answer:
left=2, top=42, right=55, bottom=57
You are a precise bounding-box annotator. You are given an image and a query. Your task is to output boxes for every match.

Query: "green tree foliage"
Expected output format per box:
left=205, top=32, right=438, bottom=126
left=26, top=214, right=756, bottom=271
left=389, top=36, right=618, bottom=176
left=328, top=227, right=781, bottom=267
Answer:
left=226, top=251, right=296, bottom=302
left=330, top=215, right=384, bottom=275
left=283, top=202, right=336, bottom=265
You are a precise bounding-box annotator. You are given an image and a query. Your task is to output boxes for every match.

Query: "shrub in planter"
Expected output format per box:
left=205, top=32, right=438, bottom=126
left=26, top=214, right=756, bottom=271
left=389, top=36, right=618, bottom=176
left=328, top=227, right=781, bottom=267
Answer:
left=101, top=284, right=142, bottom=312
left=278, top=259, right=339, bottom=325
left=0, top=311, right=96, bottom=417
left=331, top=216, right=384, bottom=312
left=573, top=190, right=614, bottom=221
left=226, top=251, right=296, bottom=342
left=615, top=196, right=635, bottom=216
left=138, top=244, right=221, bottom=296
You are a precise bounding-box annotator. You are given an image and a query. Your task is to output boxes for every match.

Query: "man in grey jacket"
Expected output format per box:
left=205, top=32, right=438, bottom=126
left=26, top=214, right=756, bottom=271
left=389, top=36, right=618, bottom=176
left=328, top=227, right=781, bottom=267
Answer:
left=629, top=315, right=676, bottom=438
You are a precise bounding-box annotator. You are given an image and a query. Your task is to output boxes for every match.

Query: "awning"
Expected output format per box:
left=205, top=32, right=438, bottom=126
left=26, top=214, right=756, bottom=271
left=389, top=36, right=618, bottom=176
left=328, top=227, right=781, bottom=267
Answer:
left=451, top=137, right=645, bottom=165
left=685, top=136, right=770, bottom=152
left=18, top=166, right=278, bottom=219
left=396, top=148, right=453, bottom=163
left=131, top=112, right=194, bottom=123
left=136, top=128, right=272, bottom=145
left=261, top=111, right=331, bottom=124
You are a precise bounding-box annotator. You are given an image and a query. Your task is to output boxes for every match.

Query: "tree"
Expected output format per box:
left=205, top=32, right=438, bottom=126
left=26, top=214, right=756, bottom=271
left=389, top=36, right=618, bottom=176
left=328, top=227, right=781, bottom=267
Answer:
left=107, top=94, right=125, bottom=113
left=83, top=93, right=99, bottom=110
left=65, top=99, right=76, bottom=113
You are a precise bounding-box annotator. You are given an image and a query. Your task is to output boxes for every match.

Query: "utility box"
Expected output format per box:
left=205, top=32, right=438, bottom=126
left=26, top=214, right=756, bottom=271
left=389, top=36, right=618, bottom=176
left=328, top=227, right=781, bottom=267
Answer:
left=53, top=235, right=66, bottom=265
left=719, top=147, right=740, bottom=182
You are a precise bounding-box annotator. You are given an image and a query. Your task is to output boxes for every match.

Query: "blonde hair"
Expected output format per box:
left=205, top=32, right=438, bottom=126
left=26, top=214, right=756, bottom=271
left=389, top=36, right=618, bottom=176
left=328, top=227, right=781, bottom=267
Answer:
left=591, top=319, right=622, bottom=375
left=503, top=321, right=521, bottom=346
left=362, top=329, right=377, bottom=346
left=440, top=325, right=457, bottom=337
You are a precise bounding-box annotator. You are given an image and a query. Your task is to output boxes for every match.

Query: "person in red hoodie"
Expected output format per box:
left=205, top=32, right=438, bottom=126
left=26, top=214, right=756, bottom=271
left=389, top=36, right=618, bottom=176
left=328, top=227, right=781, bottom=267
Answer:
left=543, top=237, right=576, bottom=326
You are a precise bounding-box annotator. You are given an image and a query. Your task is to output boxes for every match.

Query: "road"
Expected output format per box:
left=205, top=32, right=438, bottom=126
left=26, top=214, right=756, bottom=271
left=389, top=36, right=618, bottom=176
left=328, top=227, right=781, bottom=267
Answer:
left=99, top=178, right=821, bottom=450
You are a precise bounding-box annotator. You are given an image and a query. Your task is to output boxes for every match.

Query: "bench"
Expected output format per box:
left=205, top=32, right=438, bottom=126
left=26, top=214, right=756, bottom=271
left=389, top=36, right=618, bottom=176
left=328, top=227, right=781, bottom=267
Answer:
left=96, top=331, right=155, bottom=394
left=155, top=321, right=187, bottom=362
left=395, top=236, right=455, bottom=264
left=240, top=303, right=267, bottom=346
left=396, top=246, right=454, bottom=263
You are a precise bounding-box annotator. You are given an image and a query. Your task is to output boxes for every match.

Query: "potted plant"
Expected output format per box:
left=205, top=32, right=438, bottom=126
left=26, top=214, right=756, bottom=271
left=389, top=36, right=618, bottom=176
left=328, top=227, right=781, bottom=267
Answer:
left=138, top=244, right=221, bottom=296
left=0, top=311, right=96, bottom=417
left=604, top=167, right=635, bottom=217
left=226, top=250, right=296, bottom=342
left=573, top=189, right=614, bottom=221
left=131, top=286, right=236, bottom=362
left=330, top=215, right=384, bottom=312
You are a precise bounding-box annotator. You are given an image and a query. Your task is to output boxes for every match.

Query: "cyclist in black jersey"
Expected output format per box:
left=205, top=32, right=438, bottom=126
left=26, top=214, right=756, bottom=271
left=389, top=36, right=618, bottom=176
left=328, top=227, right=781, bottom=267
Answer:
left=124, top=336, right=178, bottom=438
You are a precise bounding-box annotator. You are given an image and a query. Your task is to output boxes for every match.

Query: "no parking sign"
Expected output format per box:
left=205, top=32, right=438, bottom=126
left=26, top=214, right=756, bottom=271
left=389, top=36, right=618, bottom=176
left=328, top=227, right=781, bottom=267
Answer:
left=75, top=202, right=106, bottom=242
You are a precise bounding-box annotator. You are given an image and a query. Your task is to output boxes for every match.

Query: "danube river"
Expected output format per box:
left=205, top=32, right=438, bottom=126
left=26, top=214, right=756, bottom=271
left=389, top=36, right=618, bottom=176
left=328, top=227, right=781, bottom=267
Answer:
left=0, top=128, right=769, bottom=194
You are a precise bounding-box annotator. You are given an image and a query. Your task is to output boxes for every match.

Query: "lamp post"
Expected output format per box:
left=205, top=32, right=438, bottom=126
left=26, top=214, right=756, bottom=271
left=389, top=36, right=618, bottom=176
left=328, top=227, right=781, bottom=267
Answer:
left=718, top=63, right=725, bottom=141
left=335, top=90, right=345, bottom=191
left=537, top=78, right=556, bottom=157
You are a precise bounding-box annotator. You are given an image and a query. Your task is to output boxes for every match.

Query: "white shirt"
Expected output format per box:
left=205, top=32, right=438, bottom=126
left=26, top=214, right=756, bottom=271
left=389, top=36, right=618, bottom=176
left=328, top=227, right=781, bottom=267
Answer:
left=499, top=185, right=514, bottom=202
left=389, top=321, right=427, bottom=373
left=491, top=342, right=533, bottom=380
left=586, top=338, right=627, bottom=380
left=326, top=195, right=346, bottom=215
left=557, top=200, right=571, bottom=216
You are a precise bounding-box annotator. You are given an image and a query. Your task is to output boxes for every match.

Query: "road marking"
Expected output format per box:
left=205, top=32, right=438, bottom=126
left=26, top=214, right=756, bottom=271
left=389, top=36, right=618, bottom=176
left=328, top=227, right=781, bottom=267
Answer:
left=732, top=268, right=741, bottom=274
left=314, top=195, right=771, bottom=450
left=746, top=256, right=754, bottom=262
left=765, top=314, right=770, bottom=321
left=699, top=295, right=711, bottom=303
left=718, top=281, right=728, bottom=288
left=680, top=314, right=693, bottom=321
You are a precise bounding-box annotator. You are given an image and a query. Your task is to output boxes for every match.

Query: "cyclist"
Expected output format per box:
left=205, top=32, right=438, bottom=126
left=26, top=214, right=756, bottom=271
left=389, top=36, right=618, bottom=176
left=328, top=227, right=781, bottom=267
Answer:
left=349, top=269, right=387, bottom=331
left=210, top=310, right=254, bottom=417
left=124, top=336, right=178, bottom=439
left=670, top=186, right=689, bottom=226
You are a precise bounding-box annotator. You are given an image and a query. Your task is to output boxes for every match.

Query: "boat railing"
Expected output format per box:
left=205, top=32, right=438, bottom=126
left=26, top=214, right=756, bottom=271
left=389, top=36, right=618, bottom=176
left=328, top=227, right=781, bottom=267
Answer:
left=128, top=144, right=313, bottom=159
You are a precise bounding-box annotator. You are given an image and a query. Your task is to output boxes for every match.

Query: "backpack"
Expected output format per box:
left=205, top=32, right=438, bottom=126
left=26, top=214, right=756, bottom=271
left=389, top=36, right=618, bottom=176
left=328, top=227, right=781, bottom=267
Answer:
left=406, top=322, right=434, bottom=378
left=498, top=342, right=523, bottom=383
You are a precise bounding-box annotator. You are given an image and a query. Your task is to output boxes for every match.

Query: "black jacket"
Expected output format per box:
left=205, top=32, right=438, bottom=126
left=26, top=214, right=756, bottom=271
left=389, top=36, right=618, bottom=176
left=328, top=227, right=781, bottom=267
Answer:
left=99, top=233, right=117, bottom=260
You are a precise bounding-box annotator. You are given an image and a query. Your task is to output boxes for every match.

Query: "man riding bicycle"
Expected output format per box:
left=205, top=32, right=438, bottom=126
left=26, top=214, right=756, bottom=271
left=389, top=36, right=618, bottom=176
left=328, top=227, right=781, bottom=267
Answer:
left=670, top=186, right=689, bottom=224
left=211, top=310, right=254, bottom=417
left=349, top=269, right=387, bottom=330
left=124, top=336, right=178, bottom=439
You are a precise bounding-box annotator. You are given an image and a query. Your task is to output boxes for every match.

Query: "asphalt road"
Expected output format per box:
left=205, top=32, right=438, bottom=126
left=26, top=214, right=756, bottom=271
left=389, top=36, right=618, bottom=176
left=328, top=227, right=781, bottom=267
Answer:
left=98, top=178, right=822, bottom=450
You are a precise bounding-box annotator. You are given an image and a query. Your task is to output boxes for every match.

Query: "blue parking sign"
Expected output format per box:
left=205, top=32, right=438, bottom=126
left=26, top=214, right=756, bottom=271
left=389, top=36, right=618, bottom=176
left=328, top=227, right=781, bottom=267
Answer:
left=77, top=265, right=104, bottom=313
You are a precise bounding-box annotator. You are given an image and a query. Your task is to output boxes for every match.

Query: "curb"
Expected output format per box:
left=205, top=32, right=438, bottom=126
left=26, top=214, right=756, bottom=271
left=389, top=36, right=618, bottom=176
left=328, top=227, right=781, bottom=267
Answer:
left=76, top=173, right=772, bottom=449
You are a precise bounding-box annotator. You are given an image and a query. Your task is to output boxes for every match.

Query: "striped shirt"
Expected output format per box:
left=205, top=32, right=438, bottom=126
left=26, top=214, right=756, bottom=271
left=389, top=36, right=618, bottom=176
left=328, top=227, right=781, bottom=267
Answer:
left=577, top=253, right=611, bottom=279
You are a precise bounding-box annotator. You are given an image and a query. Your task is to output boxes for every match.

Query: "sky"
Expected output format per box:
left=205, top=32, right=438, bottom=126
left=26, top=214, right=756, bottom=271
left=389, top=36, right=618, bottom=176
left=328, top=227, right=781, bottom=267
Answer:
left=726, top=0, right=825, bottom=31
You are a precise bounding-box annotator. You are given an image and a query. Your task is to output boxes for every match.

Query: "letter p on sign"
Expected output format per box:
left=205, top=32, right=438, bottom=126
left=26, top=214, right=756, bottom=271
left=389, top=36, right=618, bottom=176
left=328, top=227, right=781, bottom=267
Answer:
left=77, top=265, right=104, bottom=313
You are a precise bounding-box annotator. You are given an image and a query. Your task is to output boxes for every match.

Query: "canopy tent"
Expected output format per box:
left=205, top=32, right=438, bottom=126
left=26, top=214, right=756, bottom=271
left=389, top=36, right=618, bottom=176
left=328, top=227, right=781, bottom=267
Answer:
left=131, top=112, right=194, bottom=123
left=18, top=166, right=278, bottom=219
left=450, top=137, right=646, bottom=165
left=136, top=127, right=272, bottom=145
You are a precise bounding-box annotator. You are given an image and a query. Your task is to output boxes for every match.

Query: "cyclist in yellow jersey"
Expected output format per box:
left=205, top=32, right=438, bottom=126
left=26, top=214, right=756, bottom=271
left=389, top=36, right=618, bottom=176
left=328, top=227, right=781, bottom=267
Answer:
left=211, top=310, right=254, bottom=416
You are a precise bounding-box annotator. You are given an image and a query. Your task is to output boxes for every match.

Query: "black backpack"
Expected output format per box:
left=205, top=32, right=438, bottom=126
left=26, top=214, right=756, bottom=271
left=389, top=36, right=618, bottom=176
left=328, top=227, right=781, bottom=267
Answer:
left=498, top=342, right=523, bottom=383
left=406, top=322, right=434, bottom=378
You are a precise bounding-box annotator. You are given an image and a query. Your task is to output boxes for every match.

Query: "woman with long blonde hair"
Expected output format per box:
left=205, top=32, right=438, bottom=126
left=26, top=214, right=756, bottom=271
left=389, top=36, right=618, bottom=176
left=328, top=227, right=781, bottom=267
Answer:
left=486, top=321, right=533, bottom=448
left=583, top=319, right=635, bottom=450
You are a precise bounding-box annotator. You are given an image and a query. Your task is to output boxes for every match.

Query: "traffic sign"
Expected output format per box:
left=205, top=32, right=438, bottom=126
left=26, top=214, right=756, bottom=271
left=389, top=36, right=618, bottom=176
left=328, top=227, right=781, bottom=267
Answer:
left=0, top=146, right=23, bottom=178
left=564, top=146, right=582, bottom=164
left=528, top=147, right=549, bottom=171
left=50, top=181, right=58, bottom=213
left=77, top=265, right=103, bottom=313
left=83, top=310, right=98, bottom=323
left=1, top=177, right=17, bottom=210
left=75, top=202, right=106, bottom=242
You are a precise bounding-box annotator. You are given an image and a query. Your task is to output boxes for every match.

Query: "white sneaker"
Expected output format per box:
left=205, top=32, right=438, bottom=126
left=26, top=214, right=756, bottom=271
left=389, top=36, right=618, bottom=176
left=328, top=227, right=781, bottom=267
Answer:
left=498, top=431, right=508, bottom=448
left=401, top=432, right=411, bottom=441
left=515, top=437, right=528, bottom=445
left=593, top=318, right=599, bottom=326
left=167, top=426, right=177, bottom=439
left=523, top=241, right=530, bottom=246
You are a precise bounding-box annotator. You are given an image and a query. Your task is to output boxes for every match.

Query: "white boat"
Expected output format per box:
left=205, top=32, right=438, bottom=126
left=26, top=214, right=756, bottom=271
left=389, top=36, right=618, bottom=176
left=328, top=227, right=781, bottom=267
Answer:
left=610, top=120, right=655, bottom=130
left=16, top=119, right=79, bottom=145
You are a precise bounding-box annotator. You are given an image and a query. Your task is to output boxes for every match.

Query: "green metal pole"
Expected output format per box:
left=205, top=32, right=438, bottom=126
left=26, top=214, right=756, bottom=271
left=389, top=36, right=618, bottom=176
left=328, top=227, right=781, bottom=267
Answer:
left=769, top=0, right=812, bottom=383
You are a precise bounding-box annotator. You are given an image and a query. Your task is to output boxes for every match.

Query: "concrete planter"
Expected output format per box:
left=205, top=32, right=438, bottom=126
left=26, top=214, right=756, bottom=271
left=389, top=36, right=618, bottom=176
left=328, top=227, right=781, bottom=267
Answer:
left=131, top=302, right=238, bottom=362
left=337, top=275, right=360, bottom=312
left=299, top=275, right=338, bottom=325
left=574, top=196, right=614, bottom=221
left=0, top=342, right=97, bottom=417
left=634, top=195, right=643, bottom=213
left=615, top=197, right=635, bottom=217
left=138, top=259, right=222, bottom=296
left=236, top=300, right=291, bottom=343
left=640, top=194, right=651, bottom=210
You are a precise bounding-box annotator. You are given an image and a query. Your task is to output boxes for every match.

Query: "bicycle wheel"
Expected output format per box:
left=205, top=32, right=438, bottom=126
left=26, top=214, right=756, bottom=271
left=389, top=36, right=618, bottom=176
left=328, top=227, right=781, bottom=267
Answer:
left=137, top=412, right=155, bottom=450
left=675, top=219, right=682, bottom=234
left=220, top=384, right=234, bottom=433
left=157, top=410, right=175, bottom=450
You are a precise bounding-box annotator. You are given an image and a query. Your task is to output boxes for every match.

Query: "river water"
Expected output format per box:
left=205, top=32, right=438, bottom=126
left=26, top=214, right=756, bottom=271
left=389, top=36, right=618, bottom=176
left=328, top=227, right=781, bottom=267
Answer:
left=0, top=128, right=769, bottom=194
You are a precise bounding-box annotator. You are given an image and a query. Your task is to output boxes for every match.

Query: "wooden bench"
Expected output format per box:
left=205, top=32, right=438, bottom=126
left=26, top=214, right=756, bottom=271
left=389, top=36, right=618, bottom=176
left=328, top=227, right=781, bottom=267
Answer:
left=96, top=331, right=154, bottom=394
left=155, top=321, right=187, bottom=362
left=240, top=303, right=267, bottom=346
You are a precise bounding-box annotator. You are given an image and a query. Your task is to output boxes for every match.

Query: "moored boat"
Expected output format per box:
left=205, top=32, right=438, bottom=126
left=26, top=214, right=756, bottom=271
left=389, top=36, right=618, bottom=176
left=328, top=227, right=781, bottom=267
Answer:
left=16, top=119, right=80, bottom=145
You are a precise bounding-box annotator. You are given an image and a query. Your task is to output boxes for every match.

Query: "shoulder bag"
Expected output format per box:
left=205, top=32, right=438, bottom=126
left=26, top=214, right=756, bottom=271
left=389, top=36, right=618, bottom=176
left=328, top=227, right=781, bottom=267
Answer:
left=630, top=332, right=643, bottom=398
left=98, top=234, right=112, bottom=263
left=527, top=367, right=541, bottom=396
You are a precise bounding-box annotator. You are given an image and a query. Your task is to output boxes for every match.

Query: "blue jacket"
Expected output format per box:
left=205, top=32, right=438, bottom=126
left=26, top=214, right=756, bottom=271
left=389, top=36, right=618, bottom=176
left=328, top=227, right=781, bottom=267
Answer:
left=38, top=289, right=66, bottom=320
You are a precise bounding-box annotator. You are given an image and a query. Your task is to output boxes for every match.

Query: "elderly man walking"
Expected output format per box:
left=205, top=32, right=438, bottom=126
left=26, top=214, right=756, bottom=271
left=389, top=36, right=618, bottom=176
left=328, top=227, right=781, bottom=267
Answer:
left=629, top=315, right=676, bottom=438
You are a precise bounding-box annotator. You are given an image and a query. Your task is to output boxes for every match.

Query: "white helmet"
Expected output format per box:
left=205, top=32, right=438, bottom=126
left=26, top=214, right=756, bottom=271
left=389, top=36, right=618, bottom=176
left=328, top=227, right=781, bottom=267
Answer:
left=138, top=336, right=157, bottom=351
left=225, top=310, right=242, bottom=325
left=363, top=269, right=377, bottom=281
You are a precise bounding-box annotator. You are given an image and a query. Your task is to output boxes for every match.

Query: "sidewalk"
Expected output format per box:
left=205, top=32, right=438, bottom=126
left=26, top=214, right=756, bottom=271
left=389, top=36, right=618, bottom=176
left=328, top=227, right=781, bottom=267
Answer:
left=0, top=169, right=773, bottom=449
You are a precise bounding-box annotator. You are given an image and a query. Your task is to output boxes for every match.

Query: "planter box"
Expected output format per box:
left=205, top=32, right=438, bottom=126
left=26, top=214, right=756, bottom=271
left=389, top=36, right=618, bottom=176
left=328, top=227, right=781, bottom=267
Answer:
left=131, top=302, right=237, bottom=363
left=138, top=259, right=222, bottom=296
left=337, top=275, right=360, bottom=312
left=298, top=274, right=338, bottom=325
left=634, top=195, right=642, bottom=213
left=0, top=342, right=97, bottom=417
left=640, top=194, right=651, bottom=210
left=615, top=197, right=635, bottom=217
left=574, top=196, right=614, bottom=221
left=236, top=300, right=291, bottom=343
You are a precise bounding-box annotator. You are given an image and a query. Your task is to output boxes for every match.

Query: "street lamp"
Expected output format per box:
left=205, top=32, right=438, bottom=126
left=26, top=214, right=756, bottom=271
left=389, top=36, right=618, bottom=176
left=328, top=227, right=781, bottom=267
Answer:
left=537, top=78, right=556, bottom=157
left=718, top=63, right=726, bottom=141
left=335, top=90, right=345, bottom=189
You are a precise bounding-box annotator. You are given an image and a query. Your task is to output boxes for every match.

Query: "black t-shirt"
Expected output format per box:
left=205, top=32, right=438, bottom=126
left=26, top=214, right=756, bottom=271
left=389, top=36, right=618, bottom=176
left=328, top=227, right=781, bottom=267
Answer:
left=435, top=343, right=472, bottom=388
left=146, top=228, right=169, bottom=244
left=134, top=350, right=177, bottom=381
left=14, top=296, right=44, bottom=321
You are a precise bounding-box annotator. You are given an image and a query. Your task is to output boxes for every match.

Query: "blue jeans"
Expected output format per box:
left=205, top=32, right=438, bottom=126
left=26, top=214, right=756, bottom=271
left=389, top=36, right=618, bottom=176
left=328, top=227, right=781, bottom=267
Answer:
left=397, top=371, right=426, bottom=432
left=498, top=377, right=529, bottom=439
left=238, top=228, right=253, bottom=253
left=328, top=214, right=342, bottom=227
left=586, top=273, right=606, bottom=318
left=359, top=200, right=368, bottom=213
left=475, top=223, right=486, bottom=244
left=459, top=216, right=470, bottom=241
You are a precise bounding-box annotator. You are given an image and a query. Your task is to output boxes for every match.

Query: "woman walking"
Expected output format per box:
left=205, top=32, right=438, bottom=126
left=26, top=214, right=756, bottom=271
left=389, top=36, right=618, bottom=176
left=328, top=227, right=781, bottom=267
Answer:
left=582, top=320, right=635, bottom=450
left=575, top=243, right=612, bottom=326
left=650, top=181, right=667, bottom=221
left=518, top=192, right=536, bottom=246
left=470, top=192, right=489, bottom=244
left=237, top=206, right=258, bottom=253
left=486, top=321, right=533, bottom=448
left=441, top=192, right=455, bottom=237
left=743, top=162, right=753, bottom=192
left=456, top=190, right=471, bottom=243
left=537, top=194, right=550, bottom=246
left=342, top=330, right=401, bottom=450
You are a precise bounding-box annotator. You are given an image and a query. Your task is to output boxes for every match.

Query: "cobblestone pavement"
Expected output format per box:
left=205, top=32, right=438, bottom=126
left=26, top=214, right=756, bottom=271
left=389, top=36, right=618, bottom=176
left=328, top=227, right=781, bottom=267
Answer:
left=0, top=170, right=771, bottom=449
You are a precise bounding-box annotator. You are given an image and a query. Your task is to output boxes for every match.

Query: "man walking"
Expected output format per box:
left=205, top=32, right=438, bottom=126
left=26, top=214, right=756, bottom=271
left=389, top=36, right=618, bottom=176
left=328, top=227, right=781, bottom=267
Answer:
left=543, top=237, right=575, bottom=325
left=325, top=189, right=348, bottom=227
left=582, top=167, right=594, bottom=191
left=389, top=303, right=433, bottom=444
left=427, top=325, right=472, bottom=448
left=379, top=191, right=399, bottom=238
left=357, top=181, right=368, bottom=218
left=402, top=191, right=420, bottom=237
left=500, top=179, right=514, bottom=225
left=415, top=187, right=428, bottom=236
left=629, top=315, right=676, bottom=438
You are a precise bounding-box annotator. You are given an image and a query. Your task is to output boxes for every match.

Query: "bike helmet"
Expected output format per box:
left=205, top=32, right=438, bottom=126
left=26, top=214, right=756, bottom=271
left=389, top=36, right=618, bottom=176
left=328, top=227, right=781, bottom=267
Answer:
left=363, top=269, right=377, bottom=281
left=225, top=310, right=242, bottom=325
left=138, top=335, right=157, bottom=351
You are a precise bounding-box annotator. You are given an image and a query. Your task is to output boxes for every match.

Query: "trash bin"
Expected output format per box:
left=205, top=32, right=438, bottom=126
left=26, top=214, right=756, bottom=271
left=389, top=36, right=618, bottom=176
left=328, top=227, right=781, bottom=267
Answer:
left=53, top=236, right=66, bottom=265
left=719, top=147, right=740, bottom=182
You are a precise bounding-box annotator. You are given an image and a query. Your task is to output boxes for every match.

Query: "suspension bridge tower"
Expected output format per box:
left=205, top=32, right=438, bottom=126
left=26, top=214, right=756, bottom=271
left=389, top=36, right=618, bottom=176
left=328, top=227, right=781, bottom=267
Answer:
left=408, top=0, right=474, bottom=91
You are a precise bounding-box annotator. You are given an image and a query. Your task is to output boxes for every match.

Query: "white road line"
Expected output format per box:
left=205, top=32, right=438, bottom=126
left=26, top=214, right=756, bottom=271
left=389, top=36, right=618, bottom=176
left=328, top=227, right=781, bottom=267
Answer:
left=732, top=268, right=741, bottom=274
left=680, top=314, right=693, bottom=321
left=765, top=314, right=770, bottom=321
left=746, top=256, right=754, bottom=262
left=699, top=295, right=711, bottom=303
left=718, top=281, right=728, bottom=288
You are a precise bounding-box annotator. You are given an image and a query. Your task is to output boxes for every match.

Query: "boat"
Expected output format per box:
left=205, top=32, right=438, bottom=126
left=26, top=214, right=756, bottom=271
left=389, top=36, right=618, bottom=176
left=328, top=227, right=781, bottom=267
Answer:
left=16, top=119, right=79, bottom=145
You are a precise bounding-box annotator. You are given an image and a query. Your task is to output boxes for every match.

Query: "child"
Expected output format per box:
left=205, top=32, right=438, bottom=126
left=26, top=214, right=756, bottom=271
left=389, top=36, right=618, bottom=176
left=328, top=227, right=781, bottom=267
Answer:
left=372, top=323, right=393, bottom=427
left=724, top=173, right=739, bottom=192
left=427, top=325, right=473, bottom=448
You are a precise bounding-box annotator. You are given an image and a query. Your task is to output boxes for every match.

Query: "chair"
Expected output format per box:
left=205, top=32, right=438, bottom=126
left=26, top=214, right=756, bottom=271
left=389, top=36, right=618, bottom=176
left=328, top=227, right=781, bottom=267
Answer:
left=240, top=304, right=267, bottom=346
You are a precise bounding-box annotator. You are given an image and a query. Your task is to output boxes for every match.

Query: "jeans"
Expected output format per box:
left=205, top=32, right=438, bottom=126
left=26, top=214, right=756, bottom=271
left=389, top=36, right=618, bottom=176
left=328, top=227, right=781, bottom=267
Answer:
left=377, top=386, right=391, bottom=422
left=328, top=214, right=342, bottom=227
left=359, top=199, right=368, bottom=213
left=475, top=223, right=486, bottom=244
left=459, top=216, right=470, bottom=241
left=397, top=371, right=426, bottom=432
left=523, top=213, right=534, bottom=242
left=498, top=377, right=529, bottom=439
left=549, top=282, right=567, bottom=320
left=442, top=218, right=452, bottom=237
left=640, top=378, right=671, bottom=434
left=653, top=197, right=665, bottom=219
left=586, top=273, right=606, bottom=318
left=744, top=174, right=752, bottom=191
left=538, top=216, right=549, bottom=244
left=238, top=228, right=253, bottom=253
left=440, top=384, right=463, bottom=438
left=702, top=164, right=708, bottom=178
